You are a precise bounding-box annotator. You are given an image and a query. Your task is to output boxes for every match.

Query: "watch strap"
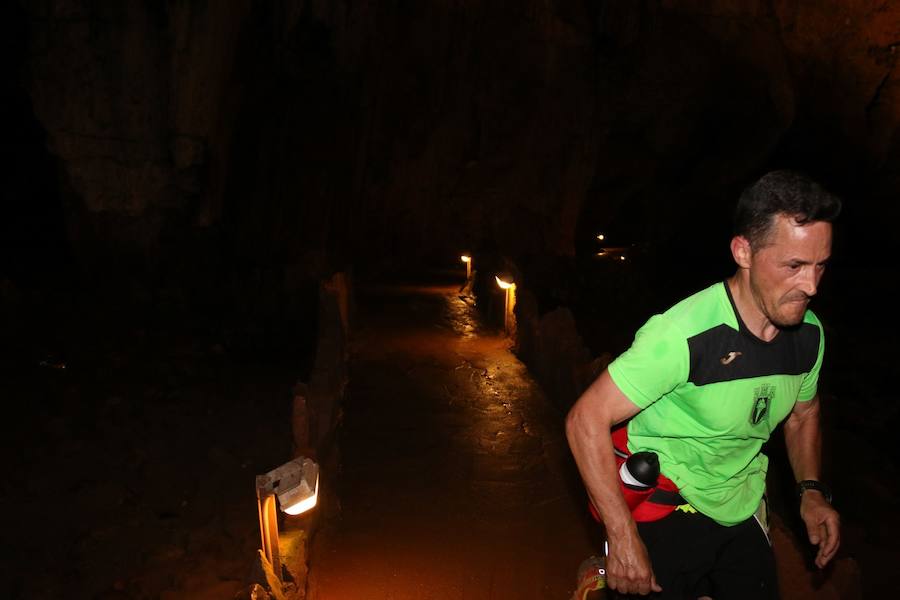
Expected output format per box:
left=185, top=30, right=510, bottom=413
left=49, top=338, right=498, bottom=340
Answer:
left=797, top=479, right=832, bottom=504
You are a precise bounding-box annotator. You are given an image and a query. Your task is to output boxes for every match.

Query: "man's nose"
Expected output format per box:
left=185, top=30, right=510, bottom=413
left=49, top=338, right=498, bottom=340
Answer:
left=799, top=266, right=819, bottom=297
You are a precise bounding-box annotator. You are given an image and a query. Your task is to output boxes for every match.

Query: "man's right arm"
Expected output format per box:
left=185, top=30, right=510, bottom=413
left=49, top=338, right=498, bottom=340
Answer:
left=565, top=369, right=663, bottom=595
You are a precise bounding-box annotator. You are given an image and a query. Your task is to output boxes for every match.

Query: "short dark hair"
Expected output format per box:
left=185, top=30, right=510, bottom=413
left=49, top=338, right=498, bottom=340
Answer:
left=734, top=170, right=842, bottom=249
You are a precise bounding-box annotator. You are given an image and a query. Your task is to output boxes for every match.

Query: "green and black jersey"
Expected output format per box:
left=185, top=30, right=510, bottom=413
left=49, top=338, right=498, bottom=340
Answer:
left=608, top=281, right=824, bottom=526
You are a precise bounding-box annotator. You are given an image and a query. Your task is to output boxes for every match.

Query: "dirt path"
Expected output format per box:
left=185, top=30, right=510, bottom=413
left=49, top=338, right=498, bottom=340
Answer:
left=308, top=283, right=599, bottom=599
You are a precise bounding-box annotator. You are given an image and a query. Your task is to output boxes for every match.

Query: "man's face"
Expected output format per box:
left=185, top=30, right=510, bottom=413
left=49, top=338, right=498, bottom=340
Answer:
left=747, top=214, right=833, bottom=328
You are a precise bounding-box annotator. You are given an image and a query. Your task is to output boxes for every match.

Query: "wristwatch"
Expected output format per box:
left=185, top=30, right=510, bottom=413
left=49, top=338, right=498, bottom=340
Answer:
left=797, top=479, right=832, bottom=504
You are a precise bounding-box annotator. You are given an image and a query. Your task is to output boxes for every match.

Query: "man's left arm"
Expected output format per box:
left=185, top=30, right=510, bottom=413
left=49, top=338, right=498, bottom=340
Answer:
left=783, top=394, right=840, bottom=568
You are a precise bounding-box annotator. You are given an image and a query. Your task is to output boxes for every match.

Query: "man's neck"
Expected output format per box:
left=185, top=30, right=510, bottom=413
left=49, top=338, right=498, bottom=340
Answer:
left=726, top=273, right=780, bottom=342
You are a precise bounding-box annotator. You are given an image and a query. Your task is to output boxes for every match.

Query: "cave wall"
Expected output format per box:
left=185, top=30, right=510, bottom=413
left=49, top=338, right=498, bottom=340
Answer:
left=659, top=1, right=900, bottom=250
left=24, top=1, right=252, bottom=269
left=18, top=0, right=597, bottom=285
left=15, top=0, right=900, bottom=292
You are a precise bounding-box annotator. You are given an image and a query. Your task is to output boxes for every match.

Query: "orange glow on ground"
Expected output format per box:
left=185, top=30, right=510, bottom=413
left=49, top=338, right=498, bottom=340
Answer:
left=307, top=281, right=596, bottom=599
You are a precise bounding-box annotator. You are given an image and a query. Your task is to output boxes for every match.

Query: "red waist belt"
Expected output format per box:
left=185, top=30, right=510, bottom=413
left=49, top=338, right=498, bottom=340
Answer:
left=588, top=426, right=685, bottom=523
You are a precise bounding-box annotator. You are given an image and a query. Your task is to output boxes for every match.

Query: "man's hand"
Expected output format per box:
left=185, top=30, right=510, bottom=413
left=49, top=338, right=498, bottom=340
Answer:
left=800, top=491, right=840, bottom=568
left=606, top=529, right=663, bottom=595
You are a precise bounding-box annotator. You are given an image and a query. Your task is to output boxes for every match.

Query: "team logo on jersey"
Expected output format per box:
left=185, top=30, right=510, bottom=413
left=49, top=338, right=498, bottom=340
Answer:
left=750, top=384, right=774, bottom=425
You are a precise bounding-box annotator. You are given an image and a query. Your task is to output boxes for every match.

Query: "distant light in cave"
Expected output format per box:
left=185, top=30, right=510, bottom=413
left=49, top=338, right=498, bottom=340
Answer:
left=596, top=233, right=605, bottom=241
left=460, top=254, right=472, bottom=280
left=594, top=246, right=629, bottom=261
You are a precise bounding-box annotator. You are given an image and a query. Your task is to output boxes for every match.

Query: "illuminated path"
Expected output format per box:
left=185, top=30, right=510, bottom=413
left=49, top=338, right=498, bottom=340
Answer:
left=308, top=282, right=598, bottom=599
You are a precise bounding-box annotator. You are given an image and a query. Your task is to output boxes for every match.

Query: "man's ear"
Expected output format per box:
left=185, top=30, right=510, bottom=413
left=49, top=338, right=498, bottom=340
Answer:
left=731, top=235, right=753, bottom=269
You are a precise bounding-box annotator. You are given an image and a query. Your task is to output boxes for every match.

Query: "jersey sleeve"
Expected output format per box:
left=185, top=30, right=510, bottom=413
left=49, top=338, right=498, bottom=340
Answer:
left=607, top=313, right=689, bottom=409
left=797, top=320, right=825, bottom=402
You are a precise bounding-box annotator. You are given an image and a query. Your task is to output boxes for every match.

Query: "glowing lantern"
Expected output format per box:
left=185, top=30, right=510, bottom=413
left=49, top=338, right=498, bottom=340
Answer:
left=460, top=255, right=472, bottom=280
left=256, top=457, right=320, bottom=580
left=495, top=275, right=517, bottom=334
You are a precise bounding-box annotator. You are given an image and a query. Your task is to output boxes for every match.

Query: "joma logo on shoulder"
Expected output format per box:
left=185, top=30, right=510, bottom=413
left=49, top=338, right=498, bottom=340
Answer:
left=720, top=351, right=743, bottom=365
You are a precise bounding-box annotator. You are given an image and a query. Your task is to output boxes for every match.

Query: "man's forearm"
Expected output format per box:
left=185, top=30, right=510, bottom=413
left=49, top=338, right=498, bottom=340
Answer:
left=564, top=370, right=663, bottom=594
left=783, top=396, right=823, bottom=483
left=565, top=397, right=637, bottom=540
left=566, top=371, right=661, bottom=593
left=783, top=394, right=840, bottom=568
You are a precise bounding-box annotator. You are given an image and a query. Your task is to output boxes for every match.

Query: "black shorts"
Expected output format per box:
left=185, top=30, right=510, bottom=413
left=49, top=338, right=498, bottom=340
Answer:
left=630, top=509, right=778, bottom=600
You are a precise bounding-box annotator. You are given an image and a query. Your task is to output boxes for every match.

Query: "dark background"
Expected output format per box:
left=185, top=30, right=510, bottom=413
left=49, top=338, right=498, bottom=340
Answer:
left=2, top=1, right=899, bottom=598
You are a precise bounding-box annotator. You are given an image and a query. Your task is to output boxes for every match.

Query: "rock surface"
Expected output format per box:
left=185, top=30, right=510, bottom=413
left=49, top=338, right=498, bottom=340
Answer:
left=15, top=1, right=900, bottom=276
